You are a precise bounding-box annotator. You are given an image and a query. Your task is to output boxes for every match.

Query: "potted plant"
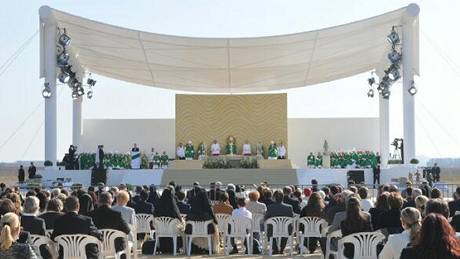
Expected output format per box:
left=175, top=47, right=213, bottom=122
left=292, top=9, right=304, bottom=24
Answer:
left=44, top=160, right=53, bottom=167
left=410, top=158, right=419, bottom=164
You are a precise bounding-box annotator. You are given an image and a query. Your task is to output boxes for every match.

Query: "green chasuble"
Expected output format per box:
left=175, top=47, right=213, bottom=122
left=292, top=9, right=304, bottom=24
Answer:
left=153, top=154, right=161, bottom=165
left=268, top=144, right=278, bottom=158
left=185, top=144, right=195, bottom=159
left=226, top=143, right=237, bottom=155
left=160, top=154, right=169, bottom=166
left=307, top=154, right=316, bottom=166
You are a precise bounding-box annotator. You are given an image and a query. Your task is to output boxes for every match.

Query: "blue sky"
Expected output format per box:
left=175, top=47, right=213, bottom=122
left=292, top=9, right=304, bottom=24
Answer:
left=0, top=0, right=460, bottom=162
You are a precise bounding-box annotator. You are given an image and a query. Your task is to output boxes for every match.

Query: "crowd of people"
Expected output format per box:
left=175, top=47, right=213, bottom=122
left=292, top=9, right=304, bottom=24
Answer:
left=1, top=179, right=460, bottom=258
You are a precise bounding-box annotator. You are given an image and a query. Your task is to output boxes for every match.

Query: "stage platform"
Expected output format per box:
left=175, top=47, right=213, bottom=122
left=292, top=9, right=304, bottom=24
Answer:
left=39, top=165, right=411, bottom=188
left=169, top=159, right=293, bottom=169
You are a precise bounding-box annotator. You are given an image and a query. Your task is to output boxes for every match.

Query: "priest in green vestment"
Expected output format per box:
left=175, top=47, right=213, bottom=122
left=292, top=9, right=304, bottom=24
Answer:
left=153, top=152, right=161, bottom=168
left=185, top=140, right=195, bottom=160
left=160, top=151, right=169, bottom=168
left=307, top=152, right=316, bottom=167
left=268, top=140, right=278, bottom=160
left=225, top=136, right=237, bottom=155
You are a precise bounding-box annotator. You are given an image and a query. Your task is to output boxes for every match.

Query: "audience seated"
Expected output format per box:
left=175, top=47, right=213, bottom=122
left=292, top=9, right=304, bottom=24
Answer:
left=379, top=207, right=421, bottom=259
left=0, top=212, right=38, bottom=259
left=265, top=190, right=294, bottom=254
left=340, top=197, right=372, bottom=258
left=212, top=192, right=233, bottom=215
left=282, top=186, right=301, bottom=214
left=449, top=187, right=460, bottom=217
left=133, top=190, right=154, bottom=214
left=369, top=192, right=390, bottom=230
left=358, top=186, right=374, bottom=211
left=300, top=192, right=326, bottom=254
left=39, top=198, right=64, bottom=229
left=176, top=190, right=191, bottom=215
left=51, top=196, right=103, bottom=259
left=246, top=191, right=267, bottom=216
left=377, top=192, right=404, bottom=234
left=401, top=213, right=460, bottom=259
left=229, top=198, right=252, bottom=254
left=415, top=195, right=429, bottom=216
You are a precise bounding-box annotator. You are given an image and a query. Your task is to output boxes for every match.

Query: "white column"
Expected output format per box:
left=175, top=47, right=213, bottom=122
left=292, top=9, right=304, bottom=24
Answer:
left=72, top=97, right=82, bottom=147
left=402, top=4, right=419, bottom=165
left=40, top=6, right=57, bottom=164
left=379, top=96, right=389, bottom=167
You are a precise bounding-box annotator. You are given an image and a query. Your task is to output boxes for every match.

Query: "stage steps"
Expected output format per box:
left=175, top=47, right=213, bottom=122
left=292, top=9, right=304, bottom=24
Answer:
left=161, top=168, right=298, bottom=186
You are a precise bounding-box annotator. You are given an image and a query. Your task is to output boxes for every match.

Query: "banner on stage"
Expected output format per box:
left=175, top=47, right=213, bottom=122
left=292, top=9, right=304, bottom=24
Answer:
left=131, top=151, right=141, bottom=169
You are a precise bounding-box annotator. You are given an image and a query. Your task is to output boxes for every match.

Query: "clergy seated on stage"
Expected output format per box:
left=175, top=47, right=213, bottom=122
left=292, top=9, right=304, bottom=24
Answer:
left=211, top=140, right=221, bottom=156
left=160, top=151, right=169, bottom=168
left=267, top=141, right=278, bottom=160
left=242, top=140, right=252, bottom=156
left=185, top=140, right=195, bottom=160
left=176, top=142, right=185, bottom=160
left=225, top=136, right=237, bottom=155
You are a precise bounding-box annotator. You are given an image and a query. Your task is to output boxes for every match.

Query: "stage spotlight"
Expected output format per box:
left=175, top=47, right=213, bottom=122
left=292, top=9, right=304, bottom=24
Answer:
left=87, top=78, right=97, bottom=87
left=368, top=77, right=375, bottom=86
left=42, top=83, right=52, bottom=98
left=57, top=52, right=70, bottom=67
left=77, top=86, right=85, bottom=96
left=367, top=88, right=374, bottom=98
left=408, top=80, right=417, bottom=95
left=386, top=64, right=401, bottom=81
left=388, top=49, right=402, bottom=64
left=382, top=89, right=391, bottom=99
left=58, top=28, right=71, bottom=47
left=71, top=90, right=78, bottom=100
left=87, top=89, right=93, bottom=99
left=58, top=70, right=70, bottom=84
left=387, top=26, right=400, bottom=45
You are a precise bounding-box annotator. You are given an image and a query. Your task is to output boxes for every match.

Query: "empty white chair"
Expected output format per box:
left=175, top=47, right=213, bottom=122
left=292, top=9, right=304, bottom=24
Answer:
left=100, top=229, right=131, bottom=259
left=251, top=213, right=265, bottom=252
left=215, top=213, right=230, bottom=240
left=337, top=231, right=385, bottom=259
left=55, top=234, right=102, bottom=259
left=135, top=214, right=154, bottom=240
left=297, top=217, right=328, bottom=255
left=152, top=217, right=184, bottom=256
left=30, top=234, right=51, bottom=259
left=326, top=229, right=342, bottom=259
left=264, top=216, right=294, bottom=256
left=224, top=216, right=252, bottom=255
left=185, top=220, right=214, bottom=256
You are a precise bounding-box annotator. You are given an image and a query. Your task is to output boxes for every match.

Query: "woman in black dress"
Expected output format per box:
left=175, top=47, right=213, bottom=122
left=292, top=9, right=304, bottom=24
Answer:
left=154, top=187, right=183, bottom=254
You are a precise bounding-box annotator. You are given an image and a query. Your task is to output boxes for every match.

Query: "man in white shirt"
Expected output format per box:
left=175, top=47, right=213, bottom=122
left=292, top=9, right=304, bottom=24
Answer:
left=176, top=143, right=185, bottom=160
left=277, top=141, right=287, bottom=159
left=242, top=140, right=252, bottom=156
left=230, top=198, right=252, bottom=254
left=211, top=139, right=221, bottom=156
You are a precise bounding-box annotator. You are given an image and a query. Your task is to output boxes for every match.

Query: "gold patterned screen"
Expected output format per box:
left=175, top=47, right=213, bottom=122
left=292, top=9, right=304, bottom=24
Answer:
left=175, top=93, right=287, bottom=155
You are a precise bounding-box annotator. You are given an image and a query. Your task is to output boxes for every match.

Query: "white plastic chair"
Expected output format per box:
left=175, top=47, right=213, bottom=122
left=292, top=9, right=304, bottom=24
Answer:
left=100, top=229, right=131, bottom=259
left=135, top=214, right=155, bottom=239
left=224, top=216, right=252, bottom=255
left=297, top=217, right=328, bottom=255
left=215, top=213, right=230, bottom=240
left=30, top=234, right=51, bottom=259
left=264, top=216, right=294, bottom=256
left=55, top=234, right=102, bottom=259
left=326, top=229, right=342, bottom=259
left=185, top=220, right=214, bottom=256
left=337, top=231, right=385, bottom=259
left=152, top=217, right=184, bottom=256
left=45, top=229, right=53, bottom=239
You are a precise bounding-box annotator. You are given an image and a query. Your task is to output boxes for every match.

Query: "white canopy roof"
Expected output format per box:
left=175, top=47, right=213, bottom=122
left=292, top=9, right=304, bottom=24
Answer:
left=40, top=4, right=419, bottom=93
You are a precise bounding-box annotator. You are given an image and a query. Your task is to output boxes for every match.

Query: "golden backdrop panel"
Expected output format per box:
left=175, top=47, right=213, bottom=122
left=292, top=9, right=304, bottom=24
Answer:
left=176, top=93, right=287, bottom=156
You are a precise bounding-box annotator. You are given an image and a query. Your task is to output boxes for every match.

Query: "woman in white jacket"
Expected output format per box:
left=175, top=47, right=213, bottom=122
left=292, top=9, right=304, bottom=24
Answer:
left=379, top=207, right=421, bottom=259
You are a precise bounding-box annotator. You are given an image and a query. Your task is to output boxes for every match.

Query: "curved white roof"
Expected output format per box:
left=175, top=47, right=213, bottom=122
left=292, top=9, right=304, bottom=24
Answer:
left=40, top=4, right=419, bottom=93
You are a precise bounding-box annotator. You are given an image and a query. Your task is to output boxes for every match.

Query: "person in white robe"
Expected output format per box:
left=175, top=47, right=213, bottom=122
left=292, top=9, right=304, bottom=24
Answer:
left=176, top=143, right=185, bottom=160
left=277, top=141, right=286, bottom=159
left=242, top=140, right=252, bottom=156
left=211, top=140, right=221, bottom=156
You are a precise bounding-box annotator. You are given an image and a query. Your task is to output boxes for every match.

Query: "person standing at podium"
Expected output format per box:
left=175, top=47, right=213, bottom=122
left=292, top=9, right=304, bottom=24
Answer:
left=211, top=140, right=221, bottom=156
left=130, top=144, right=141, bottom=169
left=176, top=143, right=185, bottom=160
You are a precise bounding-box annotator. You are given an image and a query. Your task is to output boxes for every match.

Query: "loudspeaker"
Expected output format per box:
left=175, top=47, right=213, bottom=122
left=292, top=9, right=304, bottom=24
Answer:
left=91, top=168, right=107, bottom=186
left=347, top=170, right=365, bottom=184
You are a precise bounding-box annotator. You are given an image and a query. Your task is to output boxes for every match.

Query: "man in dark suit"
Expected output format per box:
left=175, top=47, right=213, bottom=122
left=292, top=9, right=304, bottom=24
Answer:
left=18, top=165, right=25, bottom=182
left=133, top=190, right=154, bottom=214
left=432, top=163, right=441, bottom=182
left=176, top=190, right=191, bottom=214
left=22, top=196, right=51, bottom=258
left=373, top=164, right=381, bottom=186
left=39, top=198, right=64, bottom=229
left=97, top=145, right=105, bottom=169
left=88, top=192, right=130, bottom=256
left=131, top=143, right=140, bottom=152
left=265, top=190, right=294, bottom=254
left=449, top=187, right=460, bottom=217
left=52, top=196, right=103, bottom=259
left=282, top=186, right=301, bottom=214
left=28, top=162, right=37, bottom=179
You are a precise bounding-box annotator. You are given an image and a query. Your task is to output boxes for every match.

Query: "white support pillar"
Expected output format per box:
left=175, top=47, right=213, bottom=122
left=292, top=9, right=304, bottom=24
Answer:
left=379, top=96, right=390, bottom=167
left=72, top=97, right=82, bottom=147
left=402, top=4, right=419, bottom=165
left=40, top=6, right=57, bottom=165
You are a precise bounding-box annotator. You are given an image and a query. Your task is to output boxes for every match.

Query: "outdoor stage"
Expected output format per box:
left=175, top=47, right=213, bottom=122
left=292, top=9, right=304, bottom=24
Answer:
left=39, top=162, right=411, bottom=187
